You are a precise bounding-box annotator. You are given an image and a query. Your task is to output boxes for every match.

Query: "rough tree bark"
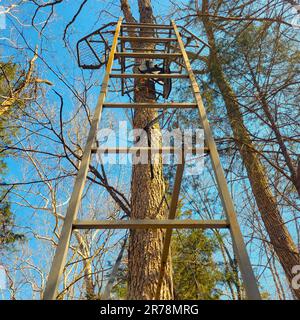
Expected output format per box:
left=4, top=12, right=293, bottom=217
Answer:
left=202, top=0, right=300, bottom=299
left=121, top=0, right=173, bottom=300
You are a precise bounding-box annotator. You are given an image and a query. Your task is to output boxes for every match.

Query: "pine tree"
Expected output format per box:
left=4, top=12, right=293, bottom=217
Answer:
left=172, top=229, right=223, bottom=300
left=0, top=61, right=24, bottom=251
left=120, top=0, right=173, bottom=299
left=200, top=0, right=300, bottom=299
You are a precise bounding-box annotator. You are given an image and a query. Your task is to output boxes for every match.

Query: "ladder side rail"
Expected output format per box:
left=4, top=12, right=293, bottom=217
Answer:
left=155, top=157, right=185, bottom=299
left=120, top=24, right=125, bottom=96
left=43, top=17, right=123, bottom=300
left=172, top=20, right=261, bottom=300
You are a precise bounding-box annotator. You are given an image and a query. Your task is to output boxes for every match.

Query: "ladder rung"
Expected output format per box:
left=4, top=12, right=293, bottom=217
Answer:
left=119, top=36, right=177, bottom=42
left=123, top=31, right=173, bottom=36
left=115, top=52, right=181, bottom=59
left=73, top=219, right=229, bottom=230
left=103, top=103, right=197, bottom=108
left=124, top=47, right=168, bottom=52
left=121, top=23, right=173, bottom=30
left=91, top=147, right=209, bottom=154
left=110, top=73, right=189, bottom=79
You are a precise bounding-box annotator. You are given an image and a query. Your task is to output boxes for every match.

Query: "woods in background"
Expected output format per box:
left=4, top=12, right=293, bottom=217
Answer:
left=0, top=0, right=299, bottom=300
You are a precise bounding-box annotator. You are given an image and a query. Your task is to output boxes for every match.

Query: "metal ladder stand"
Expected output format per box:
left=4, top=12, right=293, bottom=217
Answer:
left=43, top=17, right=261, bottom=300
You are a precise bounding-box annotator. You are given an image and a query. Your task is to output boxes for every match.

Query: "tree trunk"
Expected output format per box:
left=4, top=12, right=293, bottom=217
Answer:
left=74, top=232, right=95, bottom=299
left=121, top=0, right=173, bottom=300
left=202, top=0, right=300, bottom=299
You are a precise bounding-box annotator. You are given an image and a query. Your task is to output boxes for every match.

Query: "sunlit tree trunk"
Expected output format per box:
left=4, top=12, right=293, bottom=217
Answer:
left=121, top=0, right=173, bottom=300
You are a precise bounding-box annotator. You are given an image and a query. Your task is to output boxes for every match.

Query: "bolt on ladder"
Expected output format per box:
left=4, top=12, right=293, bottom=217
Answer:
left=43, top=17, right=261, bottom=300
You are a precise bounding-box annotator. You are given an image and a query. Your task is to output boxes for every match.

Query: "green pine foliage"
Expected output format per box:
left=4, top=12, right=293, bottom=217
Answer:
left=0, top=200, right=24, bottom=249
left=0, top=61, right=24, bottom=251
left=110, top=228, right=231, bottom=300
left=172, top=229, right=224, bottom=300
